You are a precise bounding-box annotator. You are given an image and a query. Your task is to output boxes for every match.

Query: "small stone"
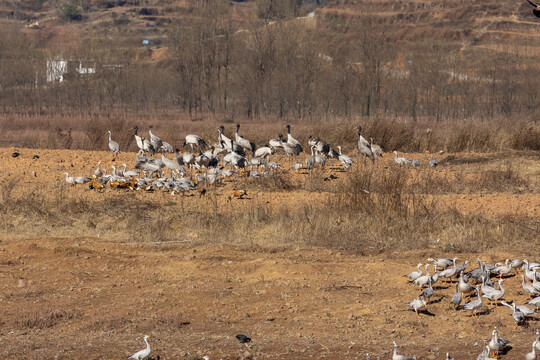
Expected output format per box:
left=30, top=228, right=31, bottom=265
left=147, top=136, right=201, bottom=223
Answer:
left=17, top=279, right=25, bottom=288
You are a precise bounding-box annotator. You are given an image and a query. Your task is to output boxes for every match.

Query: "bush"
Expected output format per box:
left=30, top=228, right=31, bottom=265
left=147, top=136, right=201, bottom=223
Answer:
left=62, top=3, right=82, bottom=21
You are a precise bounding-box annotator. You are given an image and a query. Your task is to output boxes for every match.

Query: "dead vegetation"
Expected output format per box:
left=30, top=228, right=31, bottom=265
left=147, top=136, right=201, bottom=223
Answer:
left=20, top=309, right=78, bottom=329
left=0, top=158, right=536, bottom=254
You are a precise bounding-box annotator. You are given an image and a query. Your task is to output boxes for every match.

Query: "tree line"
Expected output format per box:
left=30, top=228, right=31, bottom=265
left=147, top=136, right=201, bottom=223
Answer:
left=0, top=2, right=539, bottom=122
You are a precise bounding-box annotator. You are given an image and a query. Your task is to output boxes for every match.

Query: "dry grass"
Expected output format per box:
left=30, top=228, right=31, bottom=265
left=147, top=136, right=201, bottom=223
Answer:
left=0, top=169, right=535, bottom=255
left=2, top=114, right=539, bottom=154
left=20, top=309, right=77, bottom=329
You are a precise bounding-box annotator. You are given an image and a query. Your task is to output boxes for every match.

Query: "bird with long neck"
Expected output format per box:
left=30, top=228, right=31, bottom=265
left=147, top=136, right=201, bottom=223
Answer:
left=128, top=335, right=151, bottom=360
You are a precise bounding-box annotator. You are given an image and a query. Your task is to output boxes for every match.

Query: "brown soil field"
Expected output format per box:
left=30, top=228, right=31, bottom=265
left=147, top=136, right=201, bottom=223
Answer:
left=0, top=147, right=539, bottom=359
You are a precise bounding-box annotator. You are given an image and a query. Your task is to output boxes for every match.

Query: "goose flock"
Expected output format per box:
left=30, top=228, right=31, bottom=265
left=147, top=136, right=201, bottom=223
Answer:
left=123, top=257, right=540, bottom=360
left=404, top=256, right=540, bottom=359
left=63, top=124, right=439, bottom=193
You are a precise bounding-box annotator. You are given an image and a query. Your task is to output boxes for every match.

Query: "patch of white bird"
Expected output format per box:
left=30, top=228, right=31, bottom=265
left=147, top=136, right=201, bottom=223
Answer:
left=402, top=255, right=540, bottom=359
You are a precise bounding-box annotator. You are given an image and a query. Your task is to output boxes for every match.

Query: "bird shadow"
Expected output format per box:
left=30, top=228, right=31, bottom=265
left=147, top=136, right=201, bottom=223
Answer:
left=418, top=309, right=436, bottom=317
left=428, top=296, right=444, bottom=305
left=500, top=274, right=516, bottom=279
left=473, top=309, right=492, bottom=317
left=433, top=285, right=449, bottom=290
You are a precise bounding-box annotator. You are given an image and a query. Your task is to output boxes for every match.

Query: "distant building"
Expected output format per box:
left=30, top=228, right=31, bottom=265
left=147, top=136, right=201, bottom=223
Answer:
left=46, top=59, right=96, bottom=83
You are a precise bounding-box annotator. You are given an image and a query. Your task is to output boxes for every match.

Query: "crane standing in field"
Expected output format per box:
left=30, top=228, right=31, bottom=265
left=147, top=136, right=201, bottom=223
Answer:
left=357, top=126, right=375, bottom=164
left=235, top=124, right=256, bottom=154
left=148, top=125, right=163, bottom=150
left=107, top=130, right=120, bottom=160
left=286, top=124, right=303, bottom=154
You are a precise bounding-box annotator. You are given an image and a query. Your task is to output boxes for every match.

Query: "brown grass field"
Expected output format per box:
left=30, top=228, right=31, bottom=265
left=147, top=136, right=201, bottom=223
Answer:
left=0, top=145, right=539, bottom=359
left=1, top=0, right=540, bottom=358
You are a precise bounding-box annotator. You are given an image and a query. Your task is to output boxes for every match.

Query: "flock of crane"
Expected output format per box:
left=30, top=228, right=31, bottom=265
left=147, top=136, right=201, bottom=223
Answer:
left=63, top=124, right=438, bottom=192
left=402, top=257, right=540, bottom=359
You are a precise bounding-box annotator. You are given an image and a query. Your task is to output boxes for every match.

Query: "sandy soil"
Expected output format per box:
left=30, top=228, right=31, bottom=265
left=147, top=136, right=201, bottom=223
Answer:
left=0, top=147, right=539, bottom=359
left=1, top=239, right=539, bottom=359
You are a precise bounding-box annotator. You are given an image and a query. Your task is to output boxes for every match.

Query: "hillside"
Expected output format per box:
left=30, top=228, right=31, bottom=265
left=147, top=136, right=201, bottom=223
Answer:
left=0, top=0, right=257, bottom=49
left=318, top=0, right=540, bottom=59
left=2, top=0, right=540, bottom=57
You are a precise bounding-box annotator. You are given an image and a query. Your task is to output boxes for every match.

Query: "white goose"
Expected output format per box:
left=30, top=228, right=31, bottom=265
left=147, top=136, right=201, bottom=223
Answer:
left=94, top=161, right=103, bottom=177
left=392, top=341, right=410, bottom=360
left=408, top=296, right=427, bottom=316
left=128, top=335, right=151, bottom=360
left=450, top=281, right=462, bottom=308
left=528, top=296, right=540, bottom=309
left=393, top=151, right=411, bottom=166
left=522, top=274, right=540, bottom=298
left=428, top=257, right=454, bottom=270
left=64, top=172, right=91, bottom=185
left=458, top=271, right=474, bottom=296
left=524, top=260, right=540, bottom=281
left=526, top=341, right=537, bottom=360
left=406, top=263, right=423, bottom=282
left=482, top=279, right=504, bottom=307
left=412, top=264, right=431, bottom=287
left=439, top=258, right=458, bottom=283
left=532, top=271, right=540, bottom=291
left=337, top=145, right=354, bottom=168
left=488, top=328, right=507, bottom=359
left=462, top=285, right=482, bottom=316
left=493, top=259, right=512, bottom=278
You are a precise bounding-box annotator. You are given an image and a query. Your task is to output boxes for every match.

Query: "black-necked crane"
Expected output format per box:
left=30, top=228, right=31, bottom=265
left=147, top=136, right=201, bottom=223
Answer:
left=269, top=133, right=285, bottom=151
left=286, top=124, right=303, bottom=153
left=235, top=124, right=256, bottom=153
left=218, top=125, right=230, bottom=148
left=141, top=136, right=156, bottom=155
left=184, top=134, right=207, bottom=152
left=133, top=125, right=144, bottom=151
left=254, top=146, right=275, bottom=160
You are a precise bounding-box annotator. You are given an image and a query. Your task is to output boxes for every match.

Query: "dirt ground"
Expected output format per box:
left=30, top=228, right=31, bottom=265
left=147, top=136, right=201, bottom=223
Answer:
left=0, top=147, right=539, bottom=359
